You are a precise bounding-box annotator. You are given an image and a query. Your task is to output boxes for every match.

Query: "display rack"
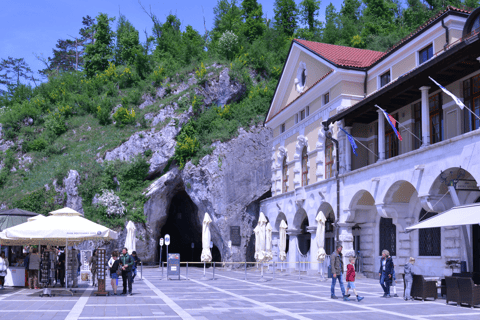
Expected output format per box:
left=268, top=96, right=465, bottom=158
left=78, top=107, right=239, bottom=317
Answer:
left=39, top=249, right=56, bottom=297
left=94, top=249, right=108, bottom=296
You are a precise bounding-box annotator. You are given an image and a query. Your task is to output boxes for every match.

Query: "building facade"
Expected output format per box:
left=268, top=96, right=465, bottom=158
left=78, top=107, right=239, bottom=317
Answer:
left=261, top=6, right=480, bottom=278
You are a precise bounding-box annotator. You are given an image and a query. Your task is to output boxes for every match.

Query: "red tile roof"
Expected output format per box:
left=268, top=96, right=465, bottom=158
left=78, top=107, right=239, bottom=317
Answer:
left=295, top=6, right=472, bottom=69
left=266, top=69, right=334, bottom=123
left=295, top=39, right=386, bottom=68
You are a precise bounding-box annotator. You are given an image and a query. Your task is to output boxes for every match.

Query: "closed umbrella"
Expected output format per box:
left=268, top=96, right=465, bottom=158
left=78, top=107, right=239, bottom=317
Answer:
left=316, top=211, right=326, bottom=262
left=264, top=222, right=273, bottom=262
left=254, top=212, right=267, bottom=262
left=201, top=213, right=212, bottom=280
left=279, top=220, right=287, bottom=272
left=201, top=213, right=212, bottom=262
left=124, top=221, right=136, bottom=254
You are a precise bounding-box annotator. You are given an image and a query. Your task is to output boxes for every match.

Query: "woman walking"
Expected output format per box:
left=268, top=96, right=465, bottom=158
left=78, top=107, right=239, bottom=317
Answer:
left=404, top=257, right=415, bottom=301
left=109, top=251, right=120, bottom=295
left=0, top=252, right=9, bottom=289
left=378, top=249, right=394, bottom=298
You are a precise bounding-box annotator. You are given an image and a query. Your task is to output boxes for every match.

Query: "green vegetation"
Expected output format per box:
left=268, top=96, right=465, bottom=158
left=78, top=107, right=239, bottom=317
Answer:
left=1, top=0, right=478, bottom=228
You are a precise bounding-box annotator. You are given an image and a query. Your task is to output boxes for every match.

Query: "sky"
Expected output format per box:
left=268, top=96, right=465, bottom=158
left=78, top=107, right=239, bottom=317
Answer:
left=0, top=0, right=345, bottom=86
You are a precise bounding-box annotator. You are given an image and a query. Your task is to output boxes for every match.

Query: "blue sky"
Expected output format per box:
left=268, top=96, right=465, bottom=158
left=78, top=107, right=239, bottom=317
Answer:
left=1, top=0, right=344, bottom=85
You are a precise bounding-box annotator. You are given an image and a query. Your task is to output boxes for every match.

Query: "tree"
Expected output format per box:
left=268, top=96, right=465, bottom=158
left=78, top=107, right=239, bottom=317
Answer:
left=339, top=0, right=362, bottom=47
left=213, top=0, right=243, bottom=36
left=322, top=3, right=340, bottom=44
left=241, top=0, right=265, bottom=42
left=182, top=25, right=205, bottom=65
left=84, top=13, right=116, bottom=77
left=0, top=57, right=38, bottom=87
left=154, top=14, right=184, bottom=61
left=115, top=14, right=141, bottom=66
left=273, top=0, right=298, bottom=37
left=403, top=0, right=431, bottom=32
left=299, top=0, right=321, bottom=31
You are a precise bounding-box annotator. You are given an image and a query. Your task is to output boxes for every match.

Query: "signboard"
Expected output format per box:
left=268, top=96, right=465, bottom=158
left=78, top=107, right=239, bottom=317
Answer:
left=167, top=253, right=180, bottom=280
left=160, top=238, right=164, bottom=246
left=456, top=180, right=479, bottom=191
left=165, top=234, right=170, bottom=246
left=230, top=226, right=241, bottom=246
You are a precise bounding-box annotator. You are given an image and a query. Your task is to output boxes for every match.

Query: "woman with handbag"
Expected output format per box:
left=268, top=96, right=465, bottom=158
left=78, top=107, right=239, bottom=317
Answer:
left=109, top=251, right=120, bottom=295
left=0, top=252, right=9, bottom=289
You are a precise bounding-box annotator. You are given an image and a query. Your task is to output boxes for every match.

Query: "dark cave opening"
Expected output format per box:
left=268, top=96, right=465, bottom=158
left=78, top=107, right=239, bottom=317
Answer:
left=159, top=191, right=203, bottom=264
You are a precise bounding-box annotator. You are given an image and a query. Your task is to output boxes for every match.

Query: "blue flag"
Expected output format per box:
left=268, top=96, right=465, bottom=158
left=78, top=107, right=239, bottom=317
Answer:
left=429, top=77, right=466, bottom=109
left=339, top=127, right=358, bottom=156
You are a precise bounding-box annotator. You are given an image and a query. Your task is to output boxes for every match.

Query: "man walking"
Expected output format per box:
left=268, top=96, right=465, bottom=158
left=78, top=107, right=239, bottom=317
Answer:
left=119, top=248, right=134, bottom=296
left=331, top=245, right=348, bottom=300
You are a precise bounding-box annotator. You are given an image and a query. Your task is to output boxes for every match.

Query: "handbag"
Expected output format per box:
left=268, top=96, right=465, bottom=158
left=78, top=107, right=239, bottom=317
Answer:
left=116, top=269, right=122, bottom=276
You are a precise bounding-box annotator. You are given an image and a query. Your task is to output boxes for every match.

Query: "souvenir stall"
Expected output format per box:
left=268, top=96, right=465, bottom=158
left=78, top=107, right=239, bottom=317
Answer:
left=0, top=208, right=40, bottom=287
left=0, top=207, right=118, bottom=296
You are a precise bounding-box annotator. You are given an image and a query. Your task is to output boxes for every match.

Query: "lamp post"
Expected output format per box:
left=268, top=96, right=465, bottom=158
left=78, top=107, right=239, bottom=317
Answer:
left=159, top=238, right=164, bottom=278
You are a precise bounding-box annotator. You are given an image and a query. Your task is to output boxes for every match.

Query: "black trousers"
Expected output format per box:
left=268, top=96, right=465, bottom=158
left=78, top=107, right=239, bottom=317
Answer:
left=122, top=270, right=133, bottom=294
left=58, top=268, right=65, bottom=286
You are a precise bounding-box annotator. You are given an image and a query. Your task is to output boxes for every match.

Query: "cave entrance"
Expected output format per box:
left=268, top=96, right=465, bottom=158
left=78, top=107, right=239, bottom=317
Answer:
left=160, top=191, right=203, bottom=264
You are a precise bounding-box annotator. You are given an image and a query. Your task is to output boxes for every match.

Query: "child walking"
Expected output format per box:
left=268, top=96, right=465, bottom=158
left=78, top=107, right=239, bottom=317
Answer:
left=346, top=257, right=364, bottom=302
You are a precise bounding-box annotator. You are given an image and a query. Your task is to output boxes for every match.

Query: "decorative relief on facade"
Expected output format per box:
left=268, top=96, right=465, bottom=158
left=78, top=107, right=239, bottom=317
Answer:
left=276, top=146, right=289, bottom=194
left=293, top=135, right=309, bottom=189
left=316, top=128, right=326, bottom=181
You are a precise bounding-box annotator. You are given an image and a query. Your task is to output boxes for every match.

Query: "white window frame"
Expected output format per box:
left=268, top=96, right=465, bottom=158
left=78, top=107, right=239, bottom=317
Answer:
left=378, top=68, right=392, bottom=89
left=418, top=43, right=434, bottom=66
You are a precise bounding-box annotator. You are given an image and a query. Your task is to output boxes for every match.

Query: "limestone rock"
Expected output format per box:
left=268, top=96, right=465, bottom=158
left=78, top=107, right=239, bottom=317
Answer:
left=0, top=139, right=14, bottom=152
left=63, top=169, right=84, bottom=213
left=180, top=125, right=273, bottom=262
left=197, top=68, right=245, bottom=106
left=139, top=94, right=155, bottom=110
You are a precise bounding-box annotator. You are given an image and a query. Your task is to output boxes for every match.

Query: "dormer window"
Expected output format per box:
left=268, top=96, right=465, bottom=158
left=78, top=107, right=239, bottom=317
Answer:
left=419, top=44, right=433, bottom=65
left=380, top=71, right=390, bottom=88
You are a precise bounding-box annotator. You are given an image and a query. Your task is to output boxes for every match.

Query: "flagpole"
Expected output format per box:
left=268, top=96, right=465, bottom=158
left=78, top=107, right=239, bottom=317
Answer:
left=375, top=104, right=422, bottom=143
left=463, top=104, right=480, bottom=122
left=351, top=136, right=379, bottom=158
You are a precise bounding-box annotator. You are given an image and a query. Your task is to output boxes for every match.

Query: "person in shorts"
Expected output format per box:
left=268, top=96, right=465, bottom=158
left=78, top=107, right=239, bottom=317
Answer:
left=109, top=251, right=120, bottom=295
left=346, top=256, right=364, bottom=302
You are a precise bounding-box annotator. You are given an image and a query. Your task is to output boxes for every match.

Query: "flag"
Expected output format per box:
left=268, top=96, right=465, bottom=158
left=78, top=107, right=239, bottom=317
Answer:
left=375, top=105, right=403, bottom=141
left=339, top=127, right=358, bottom=156
left=429, top=76, right=465, bottom=109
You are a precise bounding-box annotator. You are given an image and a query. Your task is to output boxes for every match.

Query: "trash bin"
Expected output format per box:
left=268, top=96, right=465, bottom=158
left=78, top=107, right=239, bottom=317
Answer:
left=328, top=265, right=332, bottom=278
left=460, top=261, right=467, bottom=273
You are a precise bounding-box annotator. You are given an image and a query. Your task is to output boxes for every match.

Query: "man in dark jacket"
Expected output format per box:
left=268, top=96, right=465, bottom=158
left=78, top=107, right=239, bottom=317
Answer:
left=131, top=251, right=141, bottom=283
left=378, top=249, right=394, bottom=298
left=119, top=248, right=134, bottom=295
left=330, top=245, right=348, bottom=300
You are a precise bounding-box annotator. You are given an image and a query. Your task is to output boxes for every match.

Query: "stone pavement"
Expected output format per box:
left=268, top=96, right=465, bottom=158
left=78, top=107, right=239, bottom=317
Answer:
left=1, top=266, right=480, bottom=320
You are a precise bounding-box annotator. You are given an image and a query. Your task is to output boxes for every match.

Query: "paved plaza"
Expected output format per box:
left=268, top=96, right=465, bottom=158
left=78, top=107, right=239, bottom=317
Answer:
left=1, top=267, right=480, bottom=320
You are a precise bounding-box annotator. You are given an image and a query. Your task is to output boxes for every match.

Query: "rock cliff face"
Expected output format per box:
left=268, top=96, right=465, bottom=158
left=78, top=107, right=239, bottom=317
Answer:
left=139, top=126, right=272, bottom=263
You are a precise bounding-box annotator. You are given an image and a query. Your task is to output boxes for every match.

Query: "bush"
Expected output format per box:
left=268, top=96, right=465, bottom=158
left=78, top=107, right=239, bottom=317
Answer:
left=44, top=112, right=67, bottom=136
left=96, top=105, right=112, bottom=125
left=27, top=138, right=48, bottom=152
left=113, top=107, right=136, bottom=126
left=195, top=62, right=207, bottom=85
left=218, top=31, right=239, bottom=61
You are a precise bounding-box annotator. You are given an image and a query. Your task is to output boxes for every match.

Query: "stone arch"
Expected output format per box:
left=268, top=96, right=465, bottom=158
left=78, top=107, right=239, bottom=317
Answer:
left=318, top=202, right=335, bottom=255
left=294, top=136, right=310, bottom=188
left=274, top=212, right=287, bottom=233
left=380, top=180, right=420, bottom=225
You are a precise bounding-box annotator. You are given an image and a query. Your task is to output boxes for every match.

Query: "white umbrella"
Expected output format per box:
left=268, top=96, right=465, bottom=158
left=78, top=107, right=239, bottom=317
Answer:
left=0, top=209, right=118, bottom=246
left=201, top=213, right=212, bottom=262
left=264, top=222, right=273, bottom=262
left=279, top=220, right=287, bottom=261
left=254, top=224, right=261, bottom=261
left=124, top=221, right=136, bottom=254
left=316, top=211, right=327, bottom=263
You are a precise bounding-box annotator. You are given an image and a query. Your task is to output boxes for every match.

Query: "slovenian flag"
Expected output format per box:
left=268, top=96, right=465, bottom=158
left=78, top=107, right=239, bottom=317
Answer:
left=429, top=77, right=466, bottom=109
left=376, top=106, right=403, bottom=141
left=339, top=127, right=358, bottom=156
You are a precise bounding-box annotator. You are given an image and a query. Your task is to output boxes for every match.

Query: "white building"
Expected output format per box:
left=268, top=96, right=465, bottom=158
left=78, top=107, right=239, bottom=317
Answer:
left=260, top=6, right=480, bottom=278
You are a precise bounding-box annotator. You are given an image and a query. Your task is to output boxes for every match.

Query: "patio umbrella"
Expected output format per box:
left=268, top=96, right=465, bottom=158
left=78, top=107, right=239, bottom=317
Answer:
left=316, top=211, right=326, bottom=262
left=201, top=213, right=212, bottom=262
left=124, top=221, right=136, bottom=254
left=279, top=220, right=287, bottom=261
left=264, top=222, right=273, bottom=262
